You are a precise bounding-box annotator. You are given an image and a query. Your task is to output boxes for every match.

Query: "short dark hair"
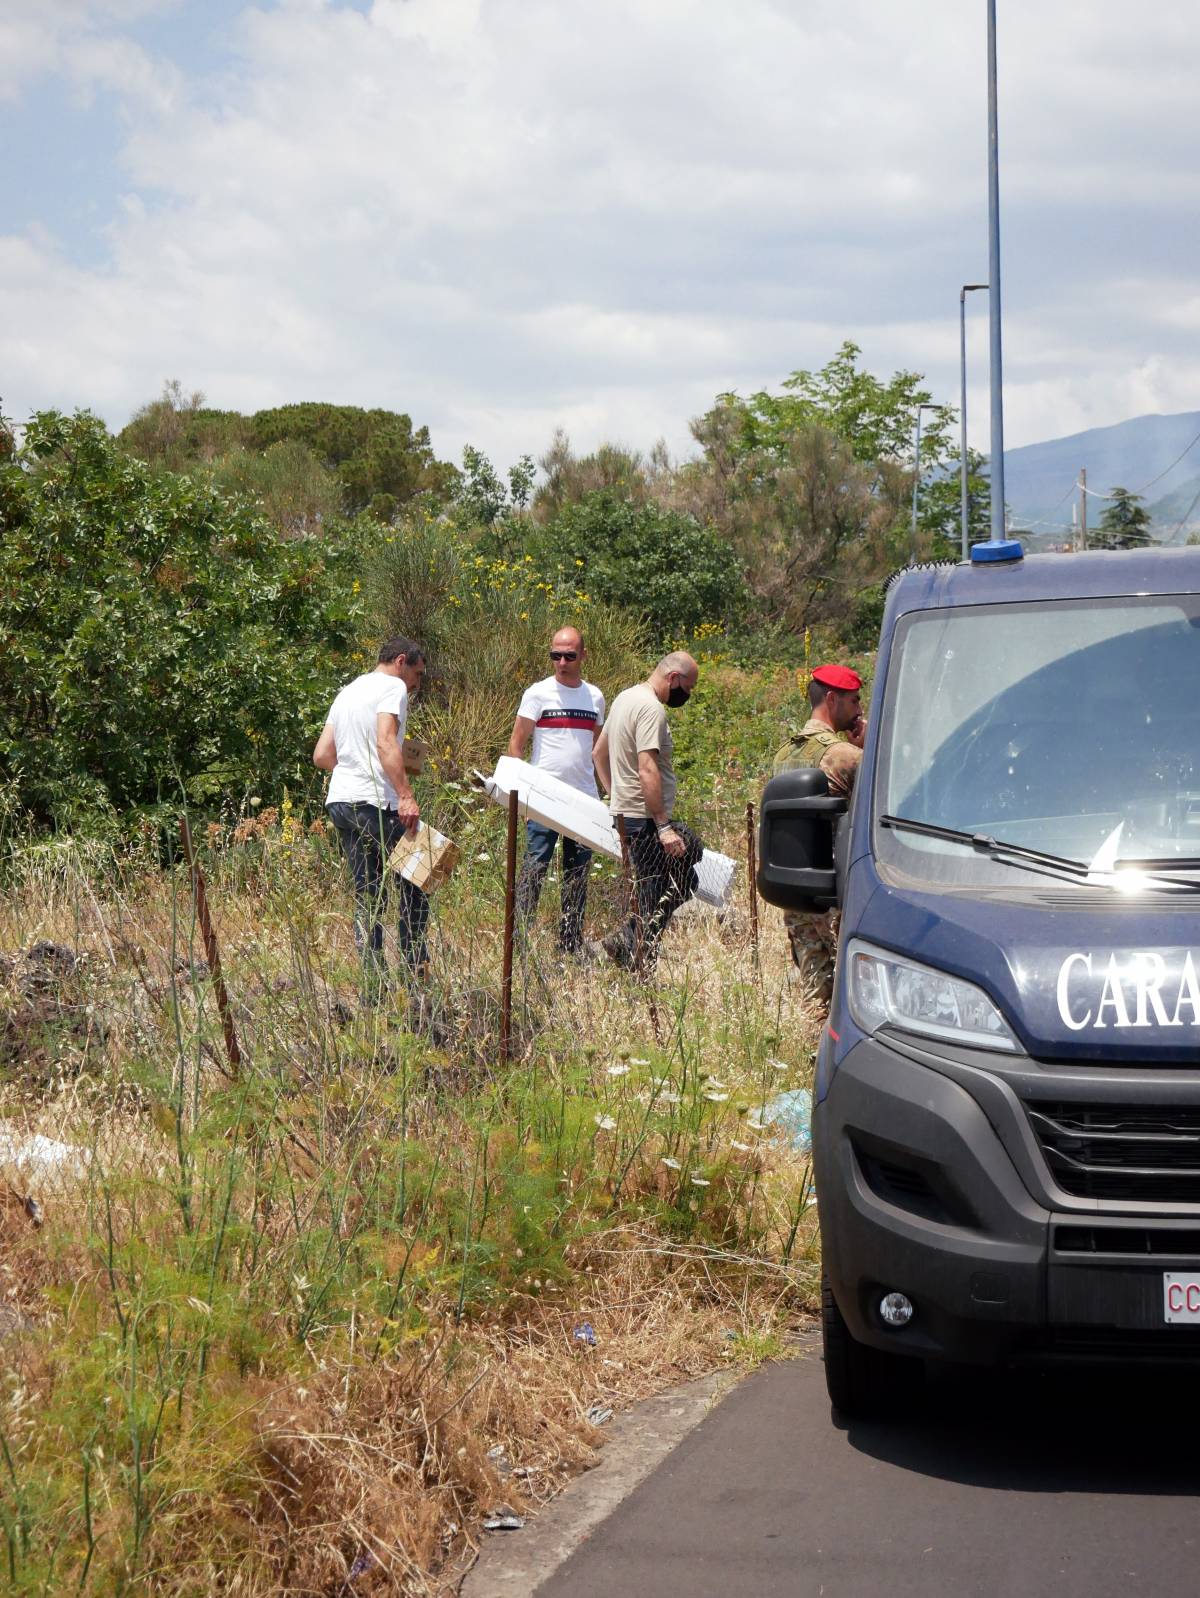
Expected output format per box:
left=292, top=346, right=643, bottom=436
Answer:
left=378, top=636, right=426, bottom=667
left=808, top=678, right=829, bottom=709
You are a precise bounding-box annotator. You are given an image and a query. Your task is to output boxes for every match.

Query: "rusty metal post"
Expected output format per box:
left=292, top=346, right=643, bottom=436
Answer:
left=500, top=786, right=519, bottom=1063
left=746, top=799, right=760, bottom=963
left=179, top=815, right=242, bottom=1078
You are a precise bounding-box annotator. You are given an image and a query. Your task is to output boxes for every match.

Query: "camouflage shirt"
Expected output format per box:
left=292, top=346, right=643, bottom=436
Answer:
left=772, top=718, right=862, bottom=798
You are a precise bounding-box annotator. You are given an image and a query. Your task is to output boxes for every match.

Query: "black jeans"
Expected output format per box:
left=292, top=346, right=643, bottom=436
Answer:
left=327, top=802, right=430, bottom=984
left=514, top=820, right=593, bottom=952
left=610, top=817, right=703, bottom=969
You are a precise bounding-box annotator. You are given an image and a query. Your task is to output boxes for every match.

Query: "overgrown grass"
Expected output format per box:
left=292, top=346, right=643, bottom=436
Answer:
left=0, top=789, right=820, bottom=1595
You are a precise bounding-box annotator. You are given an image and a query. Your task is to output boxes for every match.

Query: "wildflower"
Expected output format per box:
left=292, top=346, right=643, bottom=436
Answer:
left=731, top=1141, right=753, bottom=1153
left=594, top=1114, right=617, bottom=1131
left=768, top=1058, right=789, bottom=1072
left=249, top=796, right=262, bottom=808
left=475, top=852, right=491, bottom=862
left=704, top=1091, right=729, bottom=1102
left=607, top=1064, right=630, bottom=1077
left=661, top=1156, right=682, bottom=1170
left=629, top=1057, right=650, bottom=1066
left=689, top=1176, right=711, bottom=1187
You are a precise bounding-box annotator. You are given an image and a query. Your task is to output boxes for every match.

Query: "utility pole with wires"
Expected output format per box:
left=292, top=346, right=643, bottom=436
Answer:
left=1079, top=467, right=1087, bottom=552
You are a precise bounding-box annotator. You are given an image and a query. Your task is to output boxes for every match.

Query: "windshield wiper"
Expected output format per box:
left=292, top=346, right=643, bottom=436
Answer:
left=879, top=815, right=1200, bottom=893
left=1116, top=856, right=1200, bottom=870
left=879, top=814, right=1091, bottom=877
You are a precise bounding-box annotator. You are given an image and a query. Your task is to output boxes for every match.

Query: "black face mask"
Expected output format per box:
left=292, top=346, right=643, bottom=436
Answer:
left=667, top=685, right=691, bottom=708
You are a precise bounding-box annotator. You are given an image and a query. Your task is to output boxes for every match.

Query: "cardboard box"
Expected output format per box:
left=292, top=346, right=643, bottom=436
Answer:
left=403, top=736, right=431, bottom=775
left=388, top=822, right=460, bottom=892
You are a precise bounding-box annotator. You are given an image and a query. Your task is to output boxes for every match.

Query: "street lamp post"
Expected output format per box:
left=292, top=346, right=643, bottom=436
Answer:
left=986, top=0, right=1007, bottom=546
left=960, top=283, right=988, bottom=560
left=910, top=402, right=939, bottom=562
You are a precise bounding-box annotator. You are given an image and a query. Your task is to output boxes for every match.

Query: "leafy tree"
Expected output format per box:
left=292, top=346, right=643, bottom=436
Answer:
left=244, top=403, right=458, bottom=520
left=0, top=411, right=364, bottom=826
left=676, top=406, right=910, bottom=634
left=118, top=389, right=458, bottom=521
left=117, top=381, right=244, bottom=471
left=699, top=341, right=955, bottom=471
left=1093, top=487, right=1153, bottom=550
left=917, top=448, right=993, bottom=560
left=454, top=444, right=536, bottom=531
left=679, top=347, right=958, bottom=637
left=210, top=439, right=342, bottom=537
left=531, top=431, right=670, bottom=524
left=525, top=491, right=748, bottom=641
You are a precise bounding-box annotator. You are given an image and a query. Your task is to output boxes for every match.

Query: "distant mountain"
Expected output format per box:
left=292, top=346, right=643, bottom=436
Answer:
left=1004, top=411, right=1200, bottom=544
left=1146, top=472, right=1200, bottom=540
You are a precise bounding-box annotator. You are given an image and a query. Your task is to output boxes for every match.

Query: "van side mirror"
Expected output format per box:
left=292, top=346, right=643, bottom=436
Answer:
left=756, top=767, right=847, bottom=913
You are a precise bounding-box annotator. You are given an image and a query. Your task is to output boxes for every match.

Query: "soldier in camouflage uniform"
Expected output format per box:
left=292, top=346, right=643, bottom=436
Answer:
left=772, top=664, right=866, bottom=1006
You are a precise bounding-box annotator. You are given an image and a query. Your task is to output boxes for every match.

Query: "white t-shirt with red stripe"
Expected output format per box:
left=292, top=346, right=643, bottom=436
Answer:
left=517, top=677, right=605, bottom=797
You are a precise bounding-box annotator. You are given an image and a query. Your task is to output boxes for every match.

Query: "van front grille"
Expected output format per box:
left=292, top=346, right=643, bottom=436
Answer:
left=1030, top=1102, right=1200, bottom=1203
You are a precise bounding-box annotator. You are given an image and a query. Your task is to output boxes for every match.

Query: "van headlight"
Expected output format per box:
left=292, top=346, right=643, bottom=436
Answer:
left=846, top=939, right=1019, bottom=1052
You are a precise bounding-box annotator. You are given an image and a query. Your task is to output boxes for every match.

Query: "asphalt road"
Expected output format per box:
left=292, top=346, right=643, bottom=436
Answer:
left=533, top=1341, right=1200, bottom=1598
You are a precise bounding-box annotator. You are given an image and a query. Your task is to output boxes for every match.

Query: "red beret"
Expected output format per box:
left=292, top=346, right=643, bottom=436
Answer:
left=812, top=664, right=862, bottom=692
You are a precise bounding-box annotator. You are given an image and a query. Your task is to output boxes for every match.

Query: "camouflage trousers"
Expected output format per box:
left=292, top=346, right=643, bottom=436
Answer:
left=784, top=909, right=841, bottom=1008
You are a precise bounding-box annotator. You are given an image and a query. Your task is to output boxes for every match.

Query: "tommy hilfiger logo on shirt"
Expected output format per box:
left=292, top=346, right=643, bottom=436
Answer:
left=536, top=707, right=600, bottom=731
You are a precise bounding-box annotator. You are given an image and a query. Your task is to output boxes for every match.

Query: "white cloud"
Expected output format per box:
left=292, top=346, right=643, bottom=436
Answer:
left=1, top=0, right=1197, bottom=464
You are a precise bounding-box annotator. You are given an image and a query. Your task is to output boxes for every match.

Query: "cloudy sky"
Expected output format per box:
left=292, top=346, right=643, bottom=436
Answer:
left=2, top=0, right=1197, bottom=473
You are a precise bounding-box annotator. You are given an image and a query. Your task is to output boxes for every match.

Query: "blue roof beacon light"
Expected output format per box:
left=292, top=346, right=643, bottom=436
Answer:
left=971, top=537, right=1024, bottom=564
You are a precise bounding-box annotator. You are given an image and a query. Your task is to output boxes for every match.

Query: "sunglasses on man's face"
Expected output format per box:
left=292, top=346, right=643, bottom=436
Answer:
left=549, top=650, right=578, bottom=662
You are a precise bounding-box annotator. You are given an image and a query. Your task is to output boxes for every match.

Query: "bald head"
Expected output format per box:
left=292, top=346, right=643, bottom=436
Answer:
left=649, top=651, right=699, bottom=707
left=549, top=624, right=585, bottom=686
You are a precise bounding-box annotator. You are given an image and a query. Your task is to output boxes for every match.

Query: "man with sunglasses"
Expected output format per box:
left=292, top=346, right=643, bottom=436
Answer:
left=507, top=625, right=606, bottom=958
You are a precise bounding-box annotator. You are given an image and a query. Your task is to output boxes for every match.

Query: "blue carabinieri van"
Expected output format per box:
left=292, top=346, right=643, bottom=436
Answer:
left=757, top=543, right=1200, bottom=1415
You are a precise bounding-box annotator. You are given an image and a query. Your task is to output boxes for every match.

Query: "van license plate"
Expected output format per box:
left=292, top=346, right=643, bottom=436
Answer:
left=1164, top=1274, right=1200, bottom=1323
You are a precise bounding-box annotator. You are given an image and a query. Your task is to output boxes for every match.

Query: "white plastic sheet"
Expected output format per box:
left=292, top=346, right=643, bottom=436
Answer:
left=478, top=758, right=738, bottom=907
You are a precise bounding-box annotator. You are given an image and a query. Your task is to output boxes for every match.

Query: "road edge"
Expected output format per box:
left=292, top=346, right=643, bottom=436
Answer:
left=459, top=1366, right=742, bottom=1598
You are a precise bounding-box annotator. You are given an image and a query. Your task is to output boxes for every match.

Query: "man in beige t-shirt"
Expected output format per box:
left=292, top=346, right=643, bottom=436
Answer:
left=594, top=651, right=702, bottom=969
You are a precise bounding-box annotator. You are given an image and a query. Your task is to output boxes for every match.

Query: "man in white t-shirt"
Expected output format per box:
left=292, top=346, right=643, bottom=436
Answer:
left=507, top=625, right=605, bottom=956
left=313, top=636, right=429, bottom=993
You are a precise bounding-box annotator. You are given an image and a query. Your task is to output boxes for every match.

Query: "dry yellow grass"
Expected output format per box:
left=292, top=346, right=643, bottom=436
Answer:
left=0, top=816, right=820, bottom=1595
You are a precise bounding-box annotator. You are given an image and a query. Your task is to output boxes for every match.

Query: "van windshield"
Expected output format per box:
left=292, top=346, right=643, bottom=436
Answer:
left=876, top=592, right=1200, bottom=887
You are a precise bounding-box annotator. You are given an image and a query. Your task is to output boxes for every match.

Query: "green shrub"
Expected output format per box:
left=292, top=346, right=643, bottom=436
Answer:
left=523, top=491, right=749, bottom=644
left=364, top=513, right=647, bottom=774
left=0, top=410, right=364, bottom=827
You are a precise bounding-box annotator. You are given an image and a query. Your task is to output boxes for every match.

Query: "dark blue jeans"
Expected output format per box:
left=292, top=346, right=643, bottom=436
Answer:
left=327, top=802, right=430, bottom=985
left=515, top=820, right=592, bottom=952
left=609, top=816, right=703, bottom=970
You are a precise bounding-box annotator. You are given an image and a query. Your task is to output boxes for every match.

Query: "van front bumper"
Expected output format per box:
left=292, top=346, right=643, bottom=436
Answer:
left=816, top=1034, right=1200, bottom=1365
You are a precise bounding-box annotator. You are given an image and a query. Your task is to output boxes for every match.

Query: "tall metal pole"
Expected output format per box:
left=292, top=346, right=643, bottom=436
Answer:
left=986, top=0, right=1007, bottom=544
left=960, top=283, right=988, bottom=560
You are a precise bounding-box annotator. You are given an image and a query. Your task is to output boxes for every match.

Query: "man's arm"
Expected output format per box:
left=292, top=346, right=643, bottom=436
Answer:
left=636, top=750, right=684, bottom=857
left=507, top=715, right=535, bottom=759
left=820, top=742, right=862, bottom=800
left=377, top=711, right=420, bottom=832
left=313, top=723, right=337, bottom=771
left=593, top=727, right=611, bottom=795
